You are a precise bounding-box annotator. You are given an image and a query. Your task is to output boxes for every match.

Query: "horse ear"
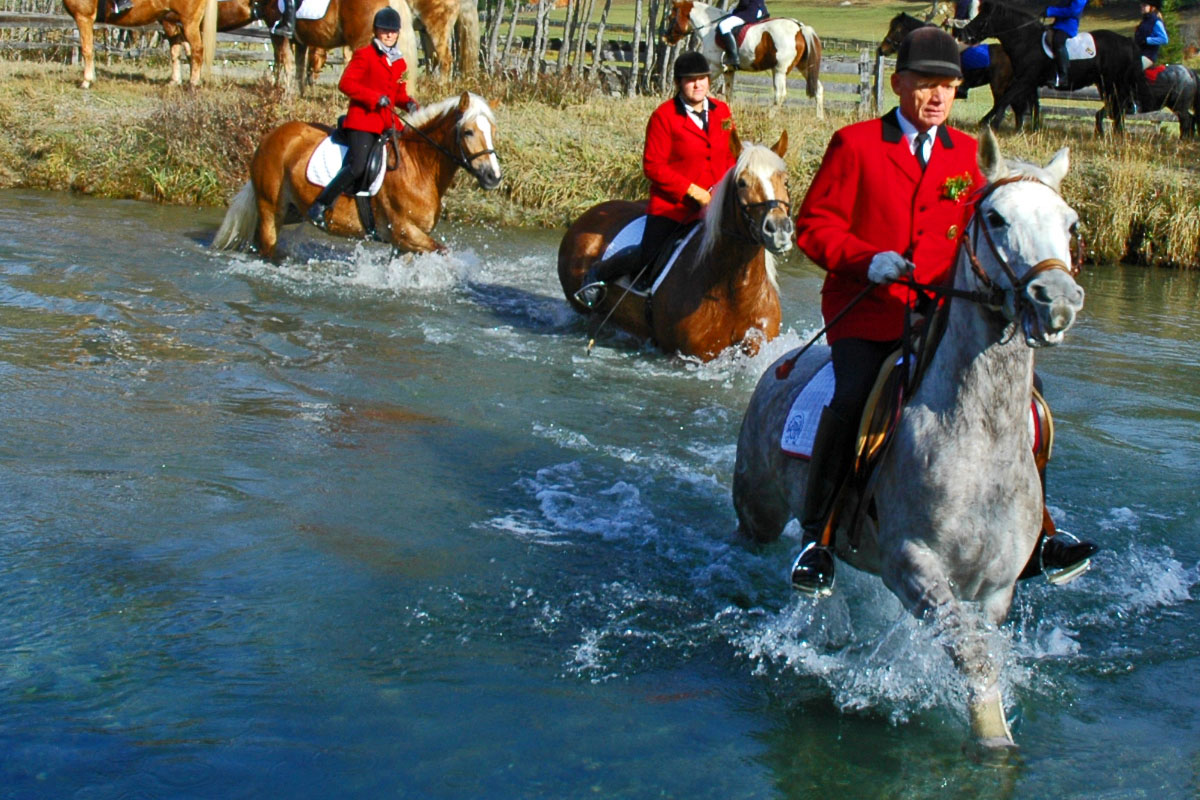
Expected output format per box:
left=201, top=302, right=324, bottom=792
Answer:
left=1043, top=147, right=1070, bottom=192
left=977, top=126, right=1007, bottom=181
left=458, top=92, right=471, bottom=113
left=729, top=126, right=743, bottom=160
left=771, top=130, right=788, bottom=158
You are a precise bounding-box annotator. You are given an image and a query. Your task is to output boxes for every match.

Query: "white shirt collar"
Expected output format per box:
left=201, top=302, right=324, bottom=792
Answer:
left=685, top=97, right=709, bottom=130
left=895, top=109, right=937, bottom=158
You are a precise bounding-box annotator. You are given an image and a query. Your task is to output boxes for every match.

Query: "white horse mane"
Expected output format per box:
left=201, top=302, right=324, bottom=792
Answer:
left=697, top=142, right=786, bottom=287
left=403, top=93, right=495, bottom=129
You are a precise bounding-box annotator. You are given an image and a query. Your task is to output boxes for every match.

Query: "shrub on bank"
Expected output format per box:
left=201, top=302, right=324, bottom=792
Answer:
left=0, top=63, right=1197, bottom=267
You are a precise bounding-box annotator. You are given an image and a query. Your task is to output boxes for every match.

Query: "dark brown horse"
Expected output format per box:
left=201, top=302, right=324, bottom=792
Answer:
left=878, top=12, right=1031, bottom=129
left=212, top=92, right=500, bottom=259
left=557, top=132, right=792, bottom=361
left=270, top=0, right=418, bottom=96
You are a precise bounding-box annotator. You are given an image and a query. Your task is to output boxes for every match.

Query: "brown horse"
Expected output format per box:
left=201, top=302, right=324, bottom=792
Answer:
left=63, top=0, right=235, bottom=88
left=212, top=92, right=500, bottom=259
left=664, top=1, right=823, bottom=115
left=558, top=132, right=792, bottom=361
left=271, top=0, right=418, bottom=96
left=409, top=0, right=477, bottom=74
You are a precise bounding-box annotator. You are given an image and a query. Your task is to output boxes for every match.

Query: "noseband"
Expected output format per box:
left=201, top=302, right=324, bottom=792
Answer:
left=394, top=111, right=498, bottom=181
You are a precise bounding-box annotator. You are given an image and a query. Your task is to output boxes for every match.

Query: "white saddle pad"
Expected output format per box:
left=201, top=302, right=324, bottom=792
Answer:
left=780, top=360, right=834, bottom=459
left=278, top=0, right=332, bottom=21
left=305, top=135, right=386, bottom=196
left=1041, top=30, right=1096, bottom=60
left=603, top=215, right=702, bottom=297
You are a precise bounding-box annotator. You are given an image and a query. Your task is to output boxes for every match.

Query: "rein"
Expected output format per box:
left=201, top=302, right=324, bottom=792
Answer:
left=393, top=110, right=497, bottom=179
left=774, top=173, right=1075, bottom=380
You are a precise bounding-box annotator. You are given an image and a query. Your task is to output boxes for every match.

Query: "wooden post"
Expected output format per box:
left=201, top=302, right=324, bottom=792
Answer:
left=628, top=0, right=643, bottom=96
left=203, top=0, right=217, bottom=75
left=873, top=50, right=885, bottom=113
left=858, top=48, right=871, bottom=116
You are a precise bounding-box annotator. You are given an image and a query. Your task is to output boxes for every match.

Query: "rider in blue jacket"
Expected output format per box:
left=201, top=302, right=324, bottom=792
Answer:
left=1135, top=0, right=1168, bottom=68
left=1046, top=0, right=1088, bottom=88
left=717, top=0, right=768, bottom=68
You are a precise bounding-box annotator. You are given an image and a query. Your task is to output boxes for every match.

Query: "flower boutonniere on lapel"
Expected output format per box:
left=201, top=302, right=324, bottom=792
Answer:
left=941, top=172, right=974, bottom=203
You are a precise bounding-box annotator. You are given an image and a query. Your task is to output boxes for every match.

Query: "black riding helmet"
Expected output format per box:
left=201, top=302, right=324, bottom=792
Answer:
left=373, top=6, right=402, bottom=31
left=896, top=27, right=962, bottom=78
left=674, top=51, right=712, bottom=82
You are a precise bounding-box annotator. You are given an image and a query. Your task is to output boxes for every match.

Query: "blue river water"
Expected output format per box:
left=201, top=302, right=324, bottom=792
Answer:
left=0, top=189, right=1197, bottom=798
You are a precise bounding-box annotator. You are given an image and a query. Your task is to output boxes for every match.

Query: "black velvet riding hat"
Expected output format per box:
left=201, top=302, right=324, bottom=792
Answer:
left=674, top=50, right=713, bottom=81
left=896, top=27, right=963, bottom=78
left=373, top=7, right=402, bottom=31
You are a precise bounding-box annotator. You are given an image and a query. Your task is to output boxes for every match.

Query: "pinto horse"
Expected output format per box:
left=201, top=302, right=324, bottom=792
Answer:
left=212, top=92, right=500, bottom=259
left=271, top=0, right=418, bottom=96
left=958, top=0, right=1144, bottom=133
left=732, top=130, right=1085, bottom=750
left=664, top=1, right=822, bottom=116
left=879, top=12, right=1032, bottom=130
left=558, top=132, right=792, bottom=361
left=62, top=0, right=237, bottom=88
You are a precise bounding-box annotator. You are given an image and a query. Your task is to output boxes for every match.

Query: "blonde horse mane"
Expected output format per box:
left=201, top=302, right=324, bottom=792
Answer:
left=402, top=92, right=495, bottom=130
left=697, top=143, right=786, bottom=288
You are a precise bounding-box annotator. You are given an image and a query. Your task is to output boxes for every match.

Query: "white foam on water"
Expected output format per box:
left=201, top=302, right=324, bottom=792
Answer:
left=219, top=242, right=479, bottom=297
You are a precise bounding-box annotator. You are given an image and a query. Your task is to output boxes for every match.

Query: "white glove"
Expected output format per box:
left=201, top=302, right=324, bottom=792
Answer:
left=867, top=251, right=914, bottom=284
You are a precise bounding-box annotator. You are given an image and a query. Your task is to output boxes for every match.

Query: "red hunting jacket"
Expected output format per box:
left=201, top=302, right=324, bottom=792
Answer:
left=795, top=109, right=985, bottom=343
left=644, top=95, right=737, bottom=223
left=340, top=42, right=414, bottom=134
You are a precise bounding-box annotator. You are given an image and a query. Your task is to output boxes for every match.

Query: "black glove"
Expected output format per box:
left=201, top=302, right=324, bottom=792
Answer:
left=377, top=95, right=391, bottom=109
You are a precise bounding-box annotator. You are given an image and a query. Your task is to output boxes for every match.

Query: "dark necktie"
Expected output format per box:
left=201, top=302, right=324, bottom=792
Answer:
left=692, top=108, right=708, bottom=131
left=915, top=132, right=929, bottom=171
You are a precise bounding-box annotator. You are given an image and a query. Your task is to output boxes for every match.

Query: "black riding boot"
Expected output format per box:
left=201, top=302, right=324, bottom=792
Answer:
left=790, top=406, right=856, bottom=597
left=573, top=245, right=642, bottom=309
left=1053, top=44, right=1070, bottom=89
left=1018, top=463, right=1100, bottom=584
left=720, top=31, right=740, bottom=68
left=273, top=0, right=296, bottom=38
left=307, top=165, right=357, bottom=231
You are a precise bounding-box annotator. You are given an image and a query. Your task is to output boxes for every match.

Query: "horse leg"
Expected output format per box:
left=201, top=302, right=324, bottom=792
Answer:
left=255, top=194, right=281, bottom=260
left=1095, top=107, right=1106, bottom=136
left=168, top=38, right=184, bottom=85
left=732, top=439, right=796, bottom=543
left=724, top=66, right=735, bottom=102
left=73, top=12, right=98, bottom=88
left=772, top=66, right=786, bottom=109
left=884, top=543, right=1016, bottom=750
left=182, top=18, right=204, bottom=86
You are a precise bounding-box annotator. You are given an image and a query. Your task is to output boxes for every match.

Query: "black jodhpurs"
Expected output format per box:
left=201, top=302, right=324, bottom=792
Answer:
left=316, top=129, right=378, bottom=205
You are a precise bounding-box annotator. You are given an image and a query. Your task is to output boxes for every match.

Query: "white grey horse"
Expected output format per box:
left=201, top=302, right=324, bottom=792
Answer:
left=731, top=130, right=1085, bottom=751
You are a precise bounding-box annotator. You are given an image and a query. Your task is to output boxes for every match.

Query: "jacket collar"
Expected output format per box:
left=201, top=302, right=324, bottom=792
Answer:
left=881, top=108, right=955, bottom=149
left=675, top=94, right=714, bottom=140
left=882, top=108, right=955, bottom=183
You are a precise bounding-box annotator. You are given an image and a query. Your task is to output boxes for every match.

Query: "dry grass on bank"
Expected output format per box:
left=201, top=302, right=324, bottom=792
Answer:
left=1, top=61, right=1198, bottom=267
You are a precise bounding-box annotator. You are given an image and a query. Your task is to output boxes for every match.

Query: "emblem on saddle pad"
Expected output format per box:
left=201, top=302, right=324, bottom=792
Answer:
left=1041, top=30, right=1096, bottom=61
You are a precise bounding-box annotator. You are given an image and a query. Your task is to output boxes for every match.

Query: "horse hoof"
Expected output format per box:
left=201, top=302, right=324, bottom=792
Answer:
left=962, top=737, right=1020, bottom=765
left=79, top=80, right=92, bottom=90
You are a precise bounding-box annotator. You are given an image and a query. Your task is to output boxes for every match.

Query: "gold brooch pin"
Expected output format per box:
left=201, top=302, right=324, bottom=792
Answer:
left=946, top=224, right=959, bottom=240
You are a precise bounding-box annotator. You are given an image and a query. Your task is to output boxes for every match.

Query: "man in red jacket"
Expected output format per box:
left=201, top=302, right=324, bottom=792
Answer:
left=574, top=51, right=737, bottom=308
left=307, top=7, right=418, bottom=230
left=789, top=27, right=1096, bottom=596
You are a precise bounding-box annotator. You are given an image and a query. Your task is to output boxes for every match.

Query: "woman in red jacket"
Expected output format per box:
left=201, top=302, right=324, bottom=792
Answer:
left=575, top=51, right=737, bottom=308
left=307, top=6, right=418, bottom=230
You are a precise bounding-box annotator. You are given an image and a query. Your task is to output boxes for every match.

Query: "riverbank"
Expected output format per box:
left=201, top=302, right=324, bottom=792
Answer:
left=1, top=61, right=1197, bottom=267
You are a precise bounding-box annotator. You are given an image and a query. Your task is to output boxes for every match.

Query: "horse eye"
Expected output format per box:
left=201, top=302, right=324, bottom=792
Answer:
left=1069, top=222, right=1079, bottom=237
left=737, top=178, right=748, bottom=188
left=986, top=209, right=1007, bottom=228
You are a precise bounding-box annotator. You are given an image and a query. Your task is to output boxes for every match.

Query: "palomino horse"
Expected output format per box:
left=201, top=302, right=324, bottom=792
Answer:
left=271, top=0, right=418, bottom=96
left=62, top=0, right=230, bottom=88
left=879, top=12, right=1032, bottom=130
left=664, top=0, right=823, bottom=116
left=732, top=130, right=1085, bottom=750
left=410, top=0, right=479, bottom=74
left=958, top=0, right=1145, bottom=133
left=557, top=132, right=792, bottom=361
left=212, top=92, right=500, bottom=259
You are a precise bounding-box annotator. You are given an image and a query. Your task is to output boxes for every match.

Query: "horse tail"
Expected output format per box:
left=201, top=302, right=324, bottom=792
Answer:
left=212, top=180, right=259, bottom=251
left=801, top=24, right=821, bottom=99
left=1191, top=68, right=1200, bottom=125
